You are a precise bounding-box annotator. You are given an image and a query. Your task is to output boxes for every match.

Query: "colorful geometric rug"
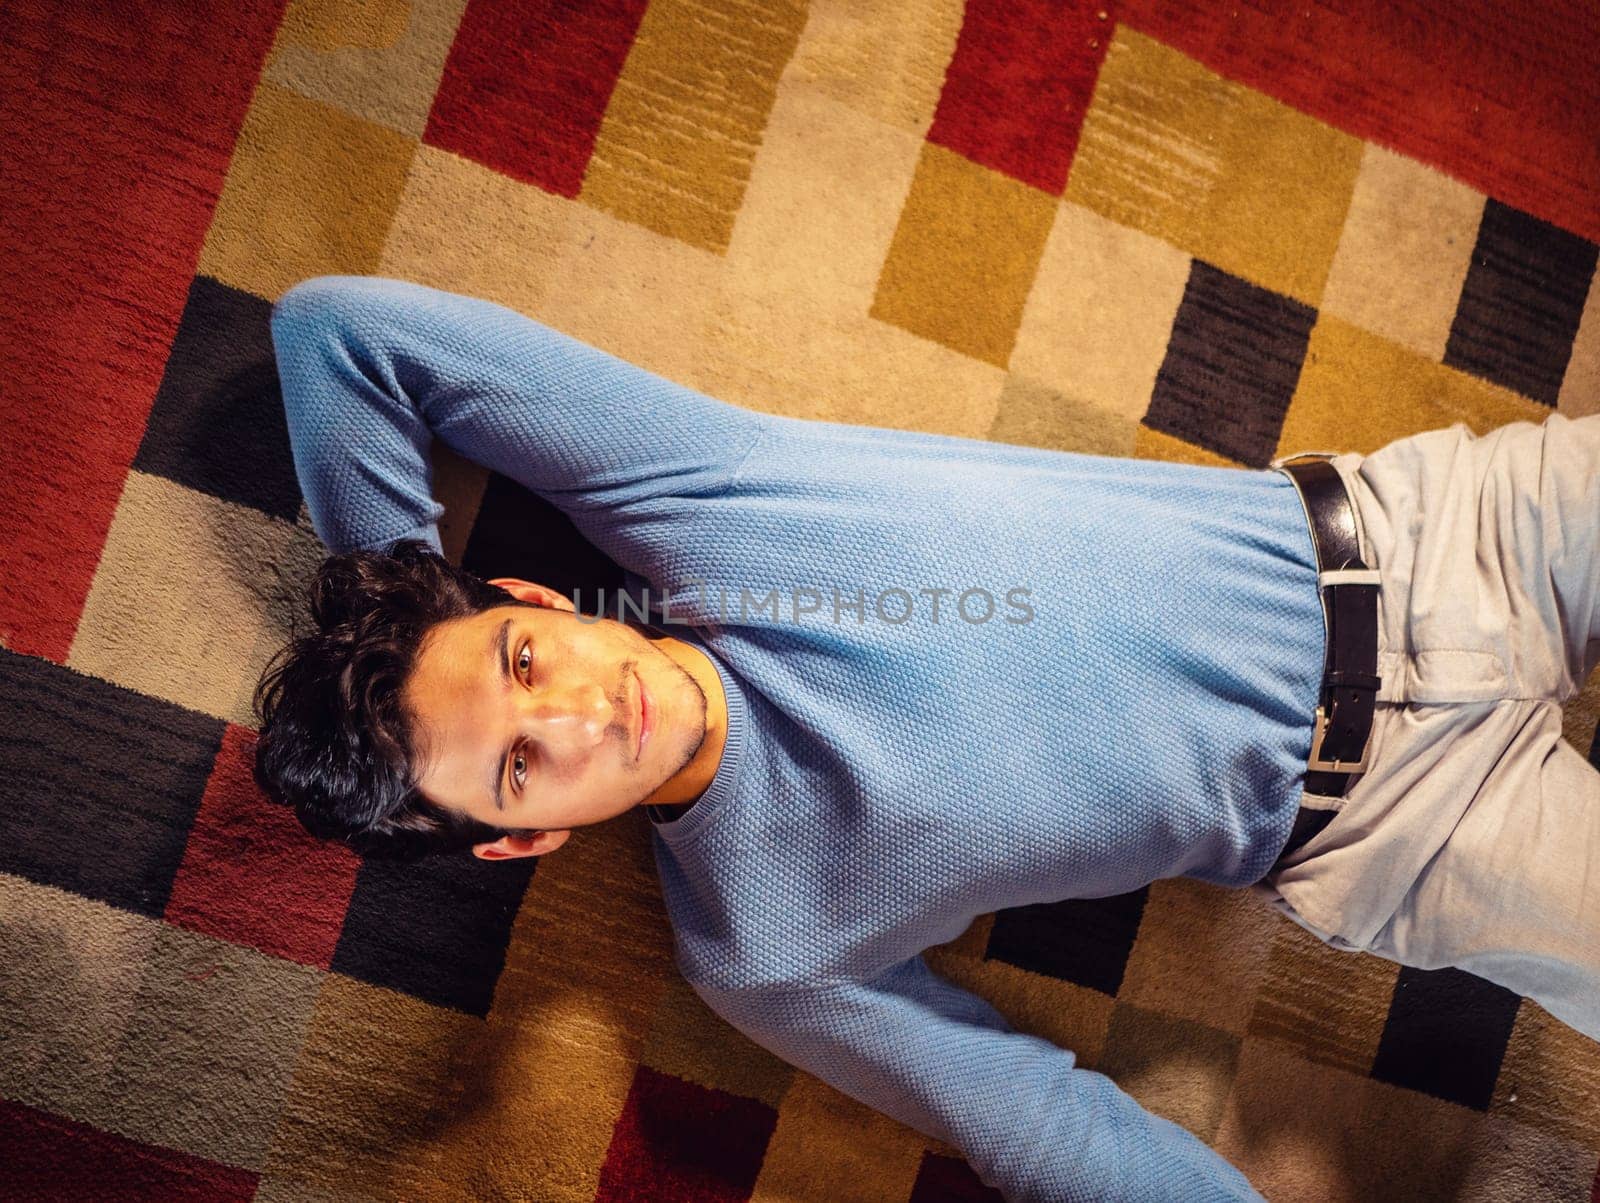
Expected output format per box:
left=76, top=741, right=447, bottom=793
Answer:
left=3, top=1, right=1598, bottom=1200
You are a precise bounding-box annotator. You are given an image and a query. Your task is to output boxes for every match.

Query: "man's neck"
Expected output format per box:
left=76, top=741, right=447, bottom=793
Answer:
left=639, top=631, right=727, bottom=810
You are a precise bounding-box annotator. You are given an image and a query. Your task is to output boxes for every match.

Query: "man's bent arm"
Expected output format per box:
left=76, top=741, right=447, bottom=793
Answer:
left=269, top=274, right=767, bottom=555
left=697, top=956, right=1266, bottom=1203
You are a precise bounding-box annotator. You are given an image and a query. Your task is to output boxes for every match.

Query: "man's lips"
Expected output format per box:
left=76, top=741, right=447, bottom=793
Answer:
left=635, top=670, right=652, bottom=760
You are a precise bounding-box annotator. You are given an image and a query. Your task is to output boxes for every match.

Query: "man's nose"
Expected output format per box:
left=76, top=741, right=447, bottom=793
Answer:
left=519, top=679, right=613, bottom=754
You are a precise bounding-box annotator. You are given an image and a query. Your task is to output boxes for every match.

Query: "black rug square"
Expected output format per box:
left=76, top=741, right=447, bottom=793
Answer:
left=0, top=649, right=220, bottom=918
left=987, top=887, right=1148, bottom=997
left=1444, top=199, right=1597, bottom=406
left=1145, top=260, right=1318, bottom=467
left=1371, top=964, right=1520, bottom=1111
left=134, top=275, right=303, bottom=522
left=330, top=847, right=536, bottom=1017
left=462, top=473, right=628, bottom=609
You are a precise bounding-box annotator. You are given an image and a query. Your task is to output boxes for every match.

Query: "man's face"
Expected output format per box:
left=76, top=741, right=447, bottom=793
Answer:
left=399, top=582, right=708, bottom=857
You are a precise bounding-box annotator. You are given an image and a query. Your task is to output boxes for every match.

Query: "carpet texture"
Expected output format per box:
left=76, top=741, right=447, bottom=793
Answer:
left=3, top=1, right=1599, bottom=1200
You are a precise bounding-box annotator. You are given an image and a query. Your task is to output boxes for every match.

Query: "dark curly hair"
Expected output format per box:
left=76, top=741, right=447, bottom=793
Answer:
left=252, top=538, right=542, bottom=861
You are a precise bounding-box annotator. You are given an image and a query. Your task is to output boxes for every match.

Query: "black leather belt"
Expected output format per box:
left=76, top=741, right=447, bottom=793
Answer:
left=1276, top=456, right=1382, bottom=799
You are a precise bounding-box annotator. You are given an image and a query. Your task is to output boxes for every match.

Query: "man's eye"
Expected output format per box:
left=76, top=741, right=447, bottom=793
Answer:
left=518, top=643, right=532, bottom=679
left=512, top=747, right=527, bottom=789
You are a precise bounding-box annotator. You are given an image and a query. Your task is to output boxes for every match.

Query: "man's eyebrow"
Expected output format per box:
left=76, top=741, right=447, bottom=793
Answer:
left=488, top=616, right=512, bottom=812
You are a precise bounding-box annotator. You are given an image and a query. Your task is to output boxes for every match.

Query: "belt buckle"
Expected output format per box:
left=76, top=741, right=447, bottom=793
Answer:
left=1306, top=700, right=1372, bottom=775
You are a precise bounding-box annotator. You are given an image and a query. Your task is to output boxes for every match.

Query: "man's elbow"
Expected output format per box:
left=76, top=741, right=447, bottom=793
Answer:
left=270, top=274, right=376, bottom=344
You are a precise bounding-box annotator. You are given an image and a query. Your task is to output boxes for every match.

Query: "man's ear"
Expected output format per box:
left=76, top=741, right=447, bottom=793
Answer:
left=473, top=829, right=571, bottom=860
left=486, top=577, right=575, bottom=613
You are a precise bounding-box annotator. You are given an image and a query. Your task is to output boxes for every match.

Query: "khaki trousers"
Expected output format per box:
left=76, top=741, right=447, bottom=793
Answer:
left=1251, top=411, right=1600, bottom=1041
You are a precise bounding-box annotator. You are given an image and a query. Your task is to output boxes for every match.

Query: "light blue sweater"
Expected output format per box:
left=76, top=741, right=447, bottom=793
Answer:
left=270, top=275, right=1328, bottom=1202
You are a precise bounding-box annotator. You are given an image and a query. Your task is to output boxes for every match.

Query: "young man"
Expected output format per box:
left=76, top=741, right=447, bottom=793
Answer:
left=253, top=274, right=1599, bottom=1203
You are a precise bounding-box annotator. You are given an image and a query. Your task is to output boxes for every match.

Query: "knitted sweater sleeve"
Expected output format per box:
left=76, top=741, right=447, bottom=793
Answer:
left=267, top=274, right=765, bottom=556
left=696, top=955, right=1266, bottom=1203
